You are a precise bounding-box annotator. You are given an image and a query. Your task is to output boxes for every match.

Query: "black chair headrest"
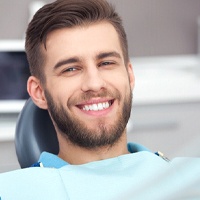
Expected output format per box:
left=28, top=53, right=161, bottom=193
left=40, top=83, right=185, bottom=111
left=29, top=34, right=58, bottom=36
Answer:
left=15, top=98, right=59, bottom=168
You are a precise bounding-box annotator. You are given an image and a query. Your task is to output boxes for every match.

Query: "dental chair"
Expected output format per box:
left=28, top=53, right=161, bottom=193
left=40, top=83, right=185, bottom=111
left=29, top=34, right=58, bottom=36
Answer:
left=15, top=98, right=59, bottom=168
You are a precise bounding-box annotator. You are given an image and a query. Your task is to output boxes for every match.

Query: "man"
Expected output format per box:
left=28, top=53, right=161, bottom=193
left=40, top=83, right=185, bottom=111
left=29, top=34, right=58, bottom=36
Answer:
left=0, top=0, right=200, bottom=199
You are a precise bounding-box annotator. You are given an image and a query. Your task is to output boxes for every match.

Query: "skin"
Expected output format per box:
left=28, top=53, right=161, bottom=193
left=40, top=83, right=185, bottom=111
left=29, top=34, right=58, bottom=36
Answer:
left=27, top=21, right=135, bottom=164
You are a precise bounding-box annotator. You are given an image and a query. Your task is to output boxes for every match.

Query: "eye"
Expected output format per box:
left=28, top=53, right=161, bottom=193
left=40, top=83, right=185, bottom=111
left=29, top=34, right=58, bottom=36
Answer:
left=62, top=67, right=78, bottom=73
left=99, top=61, right=115, bottom=67
left=65, top=67, right=77, bottom=72
left=102, top=61, right=111, bottom=65
left=60, top=66, right=81, bottom=76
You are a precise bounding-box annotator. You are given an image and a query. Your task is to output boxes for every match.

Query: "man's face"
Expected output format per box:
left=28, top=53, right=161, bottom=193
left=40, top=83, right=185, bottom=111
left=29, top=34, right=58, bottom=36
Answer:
left=42, top=22, right=134, bottom=148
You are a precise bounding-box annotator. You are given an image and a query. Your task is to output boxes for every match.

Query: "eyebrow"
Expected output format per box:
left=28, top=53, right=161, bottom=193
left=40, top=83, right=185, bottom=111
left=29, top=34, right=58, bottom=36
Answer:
left=97, top=51, right=121, bottom=60
left=53, top=57, right=80, bottom=70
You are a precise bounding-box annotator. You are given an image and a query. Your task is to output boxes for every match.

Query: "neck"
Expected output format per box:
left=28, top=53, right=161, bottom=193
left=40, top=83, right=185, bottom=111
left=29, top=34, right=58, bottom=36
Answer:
left=57, top=132, right=129, bottom=165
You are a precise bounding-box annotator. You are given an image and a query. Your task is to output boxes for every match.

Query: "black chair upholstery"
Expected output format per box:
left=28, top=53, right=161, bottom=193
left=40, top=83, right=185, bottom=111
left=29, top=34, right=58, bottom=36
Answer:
left=15, top=98, right=59, bottom=168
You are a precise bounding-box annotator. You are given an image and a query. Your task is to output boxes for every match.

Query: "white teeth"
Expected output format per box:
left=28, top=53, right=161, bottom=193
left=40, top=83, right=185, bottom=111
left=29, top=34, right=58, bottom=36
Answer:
left=82, top=101, right=111, bottom=111
left=105, top=102, right=109, bottom=109
left=83, top=105, right=89, bottom=111
left=98, top=103, right=103, bottom=110
left=87, top=106, right=90, bottom=111
left=92, top=104, right=98, bottom=111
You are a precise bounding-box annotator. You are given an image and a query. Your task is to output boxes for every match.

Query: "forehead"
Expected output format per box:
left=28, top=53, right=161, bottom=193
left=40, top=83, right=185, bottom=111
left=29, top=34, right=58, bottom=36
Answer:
left=43, top=22, right=124, bottom=65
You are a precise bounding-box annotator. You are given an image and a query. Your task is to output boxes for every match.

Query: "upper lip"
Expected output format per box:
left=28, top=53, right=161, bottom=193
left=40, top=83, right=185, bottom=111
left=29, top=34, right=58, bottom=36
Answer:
left=76, top=98, right=114, bottom=106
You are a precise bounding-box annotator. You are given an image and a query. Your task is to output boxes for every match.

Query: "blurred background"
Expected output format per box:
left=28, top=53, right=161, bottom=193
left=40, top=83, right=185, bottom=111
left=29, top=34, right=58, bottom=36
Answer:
left=1, top=0, right=200, bottom=56
left=0, top=0, right=200, bottom=172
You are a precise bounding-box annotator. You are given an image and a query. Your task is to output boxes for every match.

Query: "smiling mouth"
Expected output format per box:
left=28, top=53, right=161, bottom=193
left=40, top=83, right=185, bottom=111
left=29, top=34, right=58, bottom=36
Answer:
left=78, top=100, right=114, bottom=111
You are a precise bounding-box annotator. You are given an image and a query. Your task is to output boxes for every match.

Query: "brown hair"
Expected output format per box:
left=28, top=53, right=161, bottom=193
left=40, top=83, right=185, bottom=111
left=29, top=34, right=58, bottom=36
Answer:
left=25, top=0, right=129, bottom=83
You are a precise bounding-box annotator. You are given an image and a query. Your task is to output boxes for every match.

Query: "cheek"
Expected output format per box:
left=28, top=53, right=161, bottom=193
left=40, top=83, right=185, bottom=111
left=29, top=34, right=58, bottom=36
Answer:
left=110, top=71, right=131, bottom=89
left=47, top=77, right=80, bottom=98
left=105, top=75, right=131, bottom=100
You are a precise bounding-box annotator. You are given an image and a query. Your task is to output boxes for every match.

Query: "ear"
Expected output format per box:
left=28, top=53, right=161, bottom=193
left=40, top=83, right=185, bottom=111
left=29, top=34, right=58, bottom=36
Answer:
left=27, top=76, right=48, bottom=109
left=127, top=62, right=135, bottom=91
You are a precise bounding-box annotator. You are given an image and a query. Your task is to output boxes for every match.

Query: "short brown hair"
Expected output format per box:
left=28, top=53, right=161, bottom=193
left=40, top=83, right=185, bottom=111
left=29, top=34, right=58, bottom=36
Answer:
left=25, top=0, right=129, bottom=83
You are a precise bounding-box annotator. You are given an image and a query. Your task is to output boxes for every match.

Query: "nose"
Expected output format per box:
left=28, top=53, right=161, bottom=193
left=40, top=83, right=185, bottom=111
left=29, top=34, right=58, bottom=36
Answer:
left=81, top=67, right=106, bottom=92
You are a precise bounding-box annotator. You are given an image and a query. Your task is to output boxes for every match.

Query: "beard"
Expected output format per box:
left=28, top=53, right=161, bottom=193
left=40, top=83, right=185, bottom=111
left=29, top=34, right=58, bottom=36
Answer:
left=44, top=88, right=132, bottom=149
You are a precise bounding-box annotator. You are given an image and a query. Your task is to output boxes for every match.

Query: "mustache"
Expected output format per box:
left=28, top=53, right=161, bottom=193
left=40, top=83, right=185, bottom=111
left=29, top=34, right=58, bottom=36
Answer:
left=69, top=89, right=121, bottom=106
